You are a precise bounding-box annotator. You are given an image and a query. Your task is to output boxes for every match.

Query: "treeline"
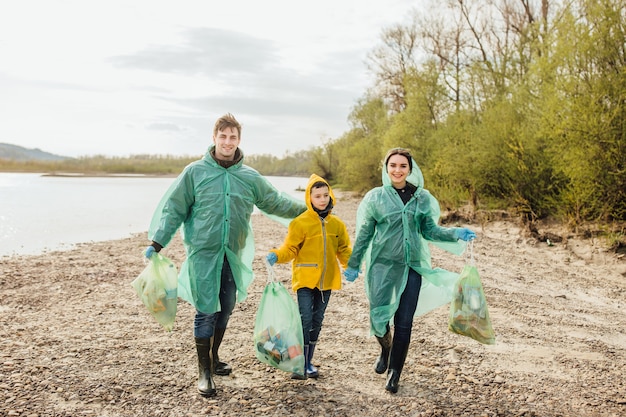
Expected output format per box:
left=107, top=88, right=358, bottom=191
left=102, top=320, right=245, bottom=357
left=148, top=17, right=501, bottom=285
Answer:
left=0, top=155, right=200, bottom=175
left=309, top=0, right=626, bottom=227
left=0, top=150, right=314, bottom=177
left=242, top=151, right=312, bottom=176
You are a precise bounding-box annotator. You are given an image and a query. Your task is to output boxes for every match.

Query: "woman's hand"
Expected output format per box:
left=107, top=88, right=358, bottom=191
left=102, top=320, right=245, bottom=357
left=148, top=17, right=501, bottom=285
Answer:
left=455, top=228, right=476, bottom=241
left=343, top=267, right=360, bottom=282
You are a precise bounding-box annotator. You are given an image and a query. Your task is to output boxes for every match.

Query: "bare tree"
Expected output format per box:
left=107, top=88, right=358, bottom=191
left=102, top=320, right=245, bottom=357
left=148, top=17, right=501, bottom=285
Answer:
left=366, top=20, right=420, bottom=113
left=418, top=7, right=468, bottom=111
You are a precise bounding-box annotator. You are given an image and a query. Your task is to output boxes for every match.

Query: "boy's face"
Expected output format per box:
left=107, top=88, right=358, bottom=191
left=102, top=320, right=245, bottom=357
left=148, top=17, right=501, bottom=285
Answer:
left=310, top=185, right=330, bottom=211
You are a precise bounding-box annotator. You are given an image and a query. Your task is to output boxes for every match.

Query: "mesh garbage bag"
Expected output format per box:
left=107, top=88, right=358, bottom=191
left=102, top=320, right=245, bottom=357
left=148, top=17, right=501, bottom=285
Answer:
left=253, top=262, right=305, bottom=376
left=448, top=263, right=496, bottom=345
left=131, top=253, right=178, bottom=331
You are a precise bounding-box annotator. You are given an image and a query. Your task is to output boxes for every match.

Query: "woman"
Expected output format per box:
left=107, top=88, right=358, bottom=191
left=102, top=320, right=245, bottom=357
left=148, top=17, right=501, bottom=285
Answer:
left=344, top=148, right=476, bottom=393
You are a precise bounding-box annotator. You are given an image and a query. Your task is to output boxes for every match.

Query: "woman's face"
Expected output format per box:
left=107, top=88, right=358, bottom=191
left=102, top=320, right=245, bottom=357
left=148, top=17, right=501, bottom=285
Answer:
left=386, top=154, right=411, bottom=188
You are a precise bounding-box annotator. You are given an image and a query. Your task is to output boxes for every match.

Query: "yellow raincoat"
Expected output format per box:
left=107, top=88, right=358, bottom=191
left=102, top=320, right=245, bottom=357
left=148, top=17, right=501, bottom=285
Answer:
left=270, top=174, right=352, bottom=292
left=148, top=146, right=306, bottom=314
left=347, top=159, right=467, bottom=336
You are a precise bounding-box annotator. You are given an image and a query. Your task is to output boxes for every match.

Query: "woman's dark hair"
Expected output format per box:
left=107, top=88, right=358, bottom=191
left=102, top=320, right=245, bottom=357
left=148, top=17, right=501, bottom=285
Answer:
left=384, top=148, right=413, bottom=172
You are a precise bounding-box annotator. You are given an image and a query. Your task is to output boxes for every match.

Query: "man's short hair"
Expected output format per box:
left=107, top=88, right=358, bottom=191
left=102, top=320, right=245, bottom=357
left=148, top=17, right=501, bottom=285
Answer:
left=214, top=113, right=242, bottom=138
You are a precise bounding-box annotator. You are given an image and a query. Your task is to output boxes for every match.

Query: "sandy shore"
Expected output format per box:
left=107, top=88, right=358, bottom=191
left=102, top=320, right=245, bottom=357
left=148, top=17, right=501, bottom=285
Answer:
left=1, top=191, right=625, bottom=416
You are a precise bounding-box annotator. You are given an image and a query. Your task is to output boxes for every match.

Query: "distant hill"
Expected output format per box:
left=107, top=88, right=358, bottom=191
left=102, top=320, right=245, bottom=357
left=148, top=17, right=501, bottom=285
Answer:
left=0, top=143, right=72, bottom=161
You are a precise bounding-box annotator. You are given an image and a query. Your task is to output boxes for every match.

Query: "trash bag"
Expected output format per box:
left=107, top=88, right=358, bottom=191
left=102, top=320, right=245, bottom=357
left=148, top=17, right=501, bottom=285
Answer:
left=253, top=262, right=305, bottom=376
left=131, top=253, right=178, bottom=331
left=448, top=263, right=496, bottom=345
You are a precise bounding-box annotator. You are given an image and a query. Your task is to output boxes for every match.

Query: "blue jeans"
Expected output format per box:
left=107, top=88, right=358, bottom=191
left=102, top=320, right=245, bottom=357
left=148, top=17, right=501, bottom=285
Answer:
left=297, top=287, right=332, bottom=345
left=392, top=268, right=422, bottom=344
left=193, top=258, right=237, bottom=338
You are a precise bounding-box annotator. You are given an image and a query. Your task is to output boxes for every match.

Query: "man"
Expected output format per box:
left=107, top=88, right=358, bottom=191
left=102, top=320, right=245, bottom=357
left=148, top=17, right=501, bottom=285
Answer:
left=145, top=113, right=306, bottom=397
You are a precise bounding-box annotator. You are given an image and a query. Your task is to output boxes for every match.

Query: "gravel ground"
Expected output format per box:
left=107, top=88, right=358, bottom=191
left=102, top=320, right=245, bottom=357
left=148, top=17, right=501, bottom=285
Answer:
left=1, top=192, right=625, bottom=417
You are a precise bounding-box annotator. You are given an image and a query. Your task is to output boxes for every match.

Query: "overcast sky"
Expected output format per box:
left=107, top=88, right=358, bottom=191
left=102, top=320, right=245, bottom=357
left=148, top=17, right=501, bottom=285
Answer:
left=0, top=0, right=417, bottom=158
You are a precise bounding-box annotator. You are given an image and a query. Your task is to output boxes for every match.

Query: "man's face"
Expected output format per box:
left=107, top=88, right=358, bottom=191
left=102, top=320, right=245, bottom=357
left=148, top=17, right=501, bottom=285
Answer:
left=213, top=126, right=240, bottom=160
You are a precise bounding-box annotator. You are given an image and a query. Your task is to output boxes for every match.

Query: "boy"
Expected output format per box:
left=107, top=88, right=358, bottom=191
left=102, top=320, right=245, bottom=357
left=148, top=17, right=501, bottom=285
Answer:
left=266, top=174, right=352, bottom=379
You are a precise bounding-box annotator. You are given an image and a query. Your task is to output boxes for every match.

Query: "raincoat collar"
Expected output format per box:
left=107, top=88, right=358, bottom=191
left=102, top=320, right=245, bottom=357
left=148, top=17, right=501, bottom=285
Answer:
left=204, top=144, right=244, bottom=168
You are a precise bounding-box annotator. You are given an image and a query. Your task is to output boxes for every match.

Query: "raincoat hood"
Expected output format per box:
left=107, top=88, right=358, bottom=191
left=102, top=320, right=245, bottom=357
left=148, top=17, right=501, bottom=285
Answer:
left=304, top=173, right=334, bottom=216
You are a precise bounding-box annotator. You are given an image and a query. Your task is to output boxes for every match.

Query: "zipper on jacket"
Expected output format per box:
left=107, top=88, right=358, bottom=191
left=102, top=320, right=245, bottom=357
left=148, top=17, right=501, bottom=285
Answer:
left=320, top=217, right=327, bottom=303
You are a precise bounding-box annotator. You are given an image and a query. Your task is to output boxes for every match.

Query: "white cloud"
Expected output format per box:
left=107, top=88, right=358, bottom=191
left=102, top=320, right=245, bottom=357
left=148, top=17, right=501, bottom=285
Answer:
left=0, top=0, right=417, bottom=158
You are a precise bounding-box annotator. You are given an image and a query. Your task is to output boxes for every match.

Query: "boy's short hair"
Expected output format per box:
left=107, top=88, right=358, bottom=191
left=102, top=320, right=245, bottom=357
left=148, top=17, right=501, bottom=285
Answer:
left=311, top=181, right=328, bottom=191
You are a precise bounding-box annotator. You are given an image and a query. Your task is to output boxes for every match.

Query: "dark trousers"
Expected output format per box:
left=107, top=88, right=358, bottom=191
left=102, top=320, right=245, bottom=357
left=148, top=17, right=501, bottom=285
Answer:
left=193, top=259, right=237, bottom=338
left=392, top=268, right=422, bottom=344
left=297, top=287, right=332, bottom=345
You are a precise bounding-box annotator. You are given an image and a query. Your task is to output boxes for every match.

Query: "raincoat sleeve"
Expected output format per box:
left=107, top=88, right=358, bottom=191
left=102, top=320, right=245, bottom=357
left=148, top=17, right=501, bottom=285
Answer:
left=149, top=170, right=194, bottom=247
left=336, top=221, right=352, bottom=269
left=254, top=176, right=306, bottom=226
left=272, top=219, right=304, bottom=263
left=347, top=192, right=376, bottom=270
left=418, top=190, right=466, bottom=256
left=420, top=212, right=457, bottom=241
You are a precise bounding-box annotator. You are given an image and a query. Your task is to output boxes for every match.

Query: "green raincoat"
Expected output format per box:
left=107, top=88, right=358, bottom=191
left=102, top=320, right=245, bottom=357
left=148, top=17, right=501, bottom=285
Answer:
left=347, top=159, right=467, bottom=337
left=148, top=146, right=306, bottom=314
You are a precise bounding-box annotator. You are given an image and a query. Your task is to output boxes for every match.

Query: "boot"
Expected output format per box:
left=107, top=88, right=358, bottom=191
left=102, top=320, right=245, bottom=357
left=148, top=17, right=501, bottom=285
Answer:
left=195, top=337, right=216, bottom=397
left=374, top=331, right=392, bottom=374
left=385, top=340, right=409, bottom=394
left=305, top=342, right=319, bottom=379
left=212, top=328, right=232, bottom=376
left=291, top=343, right=308, bottom=380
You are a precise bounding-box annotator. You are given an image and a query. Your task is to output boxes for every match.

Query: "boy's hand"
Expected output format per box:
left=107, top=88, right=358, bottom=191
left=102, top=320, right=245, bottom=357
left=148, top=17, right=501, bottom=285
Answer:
left=266, top=252, right=278, bottom=266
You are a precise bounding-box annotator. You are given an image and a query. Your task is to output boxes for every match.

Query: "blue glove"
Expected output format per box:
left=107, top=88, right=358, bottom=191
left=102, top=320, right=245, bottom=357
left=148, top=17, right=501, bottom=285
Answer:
left=266, top=252, right=278, bottom=266
left=343, top=267, right=359, bottom=282
left=455, top=228, right=476, bottom=241
left=145, top=246, right=156, bottom=259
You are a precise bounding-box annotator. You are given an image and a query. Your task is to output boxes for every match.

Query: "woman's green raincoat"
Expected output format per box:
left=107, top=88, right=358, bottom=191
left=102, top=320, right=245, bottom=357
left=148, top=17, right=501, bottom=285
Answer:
left=347, top=159, right=467, bottom=337
left=148, top=146, right=306, bottom=314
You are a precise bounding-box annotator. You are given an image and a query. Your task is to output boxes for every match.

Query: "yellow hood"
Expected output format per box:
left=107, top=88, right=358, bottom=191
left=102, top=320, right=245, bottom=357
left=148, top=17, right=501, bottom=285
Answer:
left=304, top=173, right=335, bottom=213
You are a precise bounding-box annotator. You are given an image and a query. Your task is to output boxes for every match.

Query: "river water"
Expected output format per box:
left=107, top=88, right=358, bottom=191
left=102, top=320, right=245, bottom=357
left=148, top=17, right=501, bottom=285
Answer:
left=0, top=173, right=307, bottom=257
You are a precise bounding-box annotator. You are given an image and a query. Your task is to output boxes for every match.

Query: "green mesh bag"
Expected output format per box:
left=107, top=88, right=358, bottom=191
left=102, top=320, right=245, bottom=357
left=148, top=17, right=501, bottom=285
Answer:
left=131, top=253, right=178, bottom=331
left=449, top=257, right=496, bottom=345
left=253, top=262, right=305, bottom=376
